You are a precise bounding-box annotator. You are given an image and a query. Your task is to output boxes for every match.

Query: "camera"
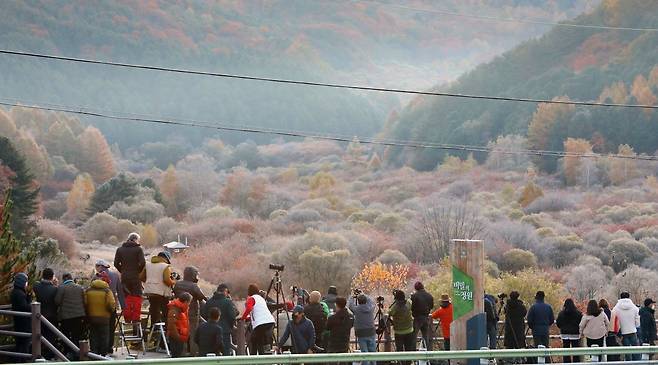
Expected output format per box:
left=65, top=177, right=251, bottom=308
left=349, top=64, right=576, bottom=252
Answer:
left=352, top=288, right=362, bottom=297
left=376, top=295, right=385, bottom=304
left=269, top=264, right=285, bottom=271
left=170, top=272, right=181, bottom=281
left=497, top=293, right=508, bottom=300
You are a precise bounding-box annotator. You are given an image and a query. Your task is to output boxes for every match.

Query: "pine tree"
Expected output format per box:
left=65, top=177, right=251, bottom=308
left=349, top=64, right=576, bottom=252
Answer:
left=87, top=173, right=138, bottom=216
left=631, top=75, right=657, bottom=116
left=78, top=126, right=116, bottom=184
left=527, top=97, right=575, bottom=172
left=15, top=130, right=52, bottom=182
left=0, top=190, right=38, bottom=302
left=44, top=121, right=79, bottom=163
left=66, top=173, right=96, bottom=220
left=368, top=153, right=382, bottom=170
left=0, top=137, right=39, bottom=236
left=0, top=108, right=17, bottom=138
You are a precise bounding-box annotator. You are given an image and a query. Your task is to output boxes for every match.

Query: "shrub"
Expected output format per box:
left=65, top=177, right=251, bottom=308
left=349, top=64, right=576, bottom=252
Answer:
left=489, top=220, right=540, bottom=251
left=487, top=269, right=566, bottom=311
left=373, top=213, right=407, bottom=233
left=269, top=209, right=288, bottom=220
left=518, top=181, right=543, bottom=207
left=154, top=217, right=184, bottom=243
left=635, top=226, right=658, bottom=240
left=285, top=209, right=322, bottom=224
left=180, top=218, right=256, bottom=245
left=608, top=265, right=658, bottom=304
left=203, top=205, right=234, bottom=219
left=107, top=200, right=165, bottom=224
left=37, top=219, right=80, bottom=258
left=524, top=194, right=575, bottom=214
left=347, top=210, right=381, bottom=224
left=80, top=212, right=137, bottom=243
left=564, top=263, right=610, bottom=302
left=299, top=247, right=355, bottom=294
left=376, top=249, right=410, bottom=265
left=607, top=238, right=654, bottom=272
left=542, top=235, right=584, bottom=268
left=351, top=262, right=409, bottom=296
left=444, top=180, right=474, bottom=199
left=499, top=249, right=538, bottom=273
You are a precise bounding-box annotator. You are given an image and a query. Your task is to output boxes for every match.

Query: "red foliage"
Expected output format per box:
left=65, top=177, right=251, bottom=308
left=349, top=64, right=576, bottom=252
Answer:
left=568, top=33, right=622, bottom=72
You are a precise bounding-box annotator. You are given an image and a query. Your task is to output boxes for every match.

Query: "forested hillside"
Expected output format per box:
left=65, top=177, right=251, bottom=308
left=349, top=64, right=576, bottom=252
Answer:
left=386, top=0, right=658, bottom=171
left=0, top=0, right=591, bottom=148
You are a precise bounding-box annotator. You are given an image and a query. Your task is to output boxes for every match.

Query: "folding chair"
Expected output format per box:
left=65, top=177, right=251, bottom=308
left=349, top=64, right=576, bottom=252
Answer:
left=119, top=320, right=146, bottom=356
left=147, top=322, right=170, bottom=357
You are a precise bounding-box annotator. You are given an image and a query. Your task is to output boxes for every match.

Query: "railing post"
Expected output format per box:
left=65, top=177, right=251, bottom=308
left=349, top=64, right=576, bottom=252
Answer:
left=79, top=340, right=89, bottom=361
left=31, top=302, right=41, bottom=361
left=235, top=319, right=246, bottom=355
left=352, top=349, right=361, bottom=365
left=480, top=347, right=490, bottom=365
left=537, top=344, right=546, bottom=364
left=591, top=344, right=599, bottom=362
left=642, top=343, right=650, bottom=361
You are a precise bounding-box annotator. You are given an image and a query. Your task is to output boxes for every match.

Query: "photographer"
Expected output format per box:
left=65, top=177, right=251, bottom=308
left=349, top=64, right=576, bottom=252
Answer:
left=348, top=292, right=377, bottom=363
left=241, top=284, right=275, bottom=355
left=305, top=291, right=328, bottom=349
left=411, top=281, right=434, bottom=351
left=431, top=294, right=453, bottom=350
left=326, top=297, right=354, bottom=355
left=274, top=305, right=316, bottom=354
left=389, top=290, right=415, bottom=365
left=324, top=286, right=338, bottom=313
left=141, top=251, right=175, bottom=328
left=503, top=291, right=527, bottom=350
left=484, top=293, right=500, bottom=349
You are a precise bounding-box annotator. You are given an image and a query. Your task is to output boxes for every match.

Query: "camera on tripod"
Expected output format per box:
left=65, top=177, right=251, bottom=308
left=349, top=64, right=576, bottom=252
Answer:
left=269, top=263, right=285, bottom=271
left=352, top=288, right=362, bottom=298
left=170, top=271, right=181, bottom=281
left=376, top=295, right=385, bottom=304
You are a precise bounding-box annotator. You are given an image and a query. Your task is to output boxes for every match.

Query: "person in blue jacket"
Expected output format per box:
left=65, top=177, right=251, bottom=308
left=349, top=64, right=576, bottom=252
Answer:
left=274, top=305, right=316, bottom=354
left=527, top=291, right=554, bottom=348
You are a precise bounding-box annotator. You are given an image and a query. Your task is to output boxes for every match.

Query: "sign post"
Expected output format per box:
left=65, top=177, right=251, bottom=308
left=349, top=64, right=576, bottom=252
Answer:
left=450, top=239, right=486, bottom=365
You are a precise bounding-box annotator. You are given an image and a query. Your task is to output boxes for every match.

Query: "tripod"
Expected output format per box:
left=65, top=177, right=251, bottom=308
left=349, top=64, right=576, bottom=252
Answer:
left=265, top=269, right=295, bottom=353
left=374, top=301, right=387, bottom=351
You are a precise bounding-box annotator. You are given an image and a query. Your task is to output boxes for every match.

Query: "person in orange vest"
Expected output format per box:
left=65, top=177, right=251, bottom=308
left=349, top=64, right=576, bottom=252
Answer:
left=167, top=292, right=192, bottom=358
left=431, top=294, right=453, bottom=350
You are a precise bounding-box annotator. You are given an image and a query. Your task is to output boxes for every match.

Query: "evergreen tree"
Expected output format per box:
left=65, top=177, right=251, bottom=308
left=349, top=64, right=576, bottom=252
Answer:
left=0, top=136, right=39, bottom=235
left=87, top=173, right=138, bottom=216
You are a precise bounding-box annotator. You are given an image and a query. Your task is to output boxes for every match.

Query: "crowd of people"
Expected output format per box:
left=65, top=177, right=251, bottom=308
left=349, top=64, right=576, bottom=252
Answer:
left=8, top=232, right=658, bottom=363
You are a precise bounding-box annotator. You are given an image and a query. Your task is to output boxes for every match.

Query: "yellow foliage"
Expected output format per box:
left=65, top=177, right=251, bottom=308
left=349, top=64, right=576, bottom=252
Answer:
left=140, top=224, right=159, bottom=248
left=631, top=75, right=657, bottom=116
left=351, top=262, right=409, bottom=296
left=160, top=165, right=179, bottom=202
left=277, top=167, right=299, bottom=184
left=439, top=153, right=477, bottom=174
left=309, top=171, right=336, bottom=191
left=598, top=81, right=628, bottom=104
left=66, top=173, right=95, bottom=218
left=563, top=138, right=593, bottom=186
left=608, top=144, right=637, bottom=185
left=518, top=181, right=543, bottom=207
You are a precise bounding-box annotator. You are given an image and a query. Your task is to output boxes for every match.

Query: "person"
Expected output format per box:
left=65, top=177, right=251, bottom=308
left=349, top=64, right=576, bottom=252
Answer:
left=504, top=291, right=527, bottom=350
left=94, top=259, right=123, bottom=354
left=612, top=292, right=641, bottom=361
left=580, top=299, right=610, bottom=348
left=173, top=266, right=207, bottom=355
left=348, top=294, right=376, bottom=365
left=195, top=307, right=224, bottom=356
left=55, top=272, right=86, bottom=360
left=113, top=232, right=146, bottom=324
left=431, top=294, right=453, bottom=351
left=556, top=298, right=582, bottom=363
left=484, top=294, right=499, bottom=349
left=141, top=251, right=175, bottom=328
left=389, top=290, right=415, bottom=365
left=599, top=299, right=620, bottom=362
left=304, top=290, right=328, bottom=350
left=411, top=281, right=434, bottom=351
left=274, top=305, right=316, bottom=354
left=324, top=286, right=338, bottom=313
left=527, top=290, right=554, bottom=348
left=639, top=298, right=657, bottom=345
left=326, top=297, right=354, bottom=355
left=241, top=284, right=275, bottom=355
left=10, top=273, right=31, bottom=360
left=33, top=268, right=59, bottom=359
left=167, top=292, right=192, bottom=358
left=276, top=301, right=295, bottom=353
left=201, top=283, right=240, bottom=356
left=85, top=273, right=116, bottom=356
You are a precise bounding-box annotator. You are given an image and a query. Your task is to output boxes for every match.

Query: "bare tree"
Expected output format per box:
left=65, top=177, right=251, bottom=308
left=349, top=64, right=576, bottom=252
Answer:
left=414, top=203, right=486, bottom=262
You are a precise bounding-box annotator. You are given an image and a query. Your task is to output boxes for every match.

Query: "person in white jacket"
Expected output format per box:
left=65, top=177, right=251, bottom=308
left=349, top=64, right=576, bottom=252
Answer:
left=611, top=292, right=641, bottom=361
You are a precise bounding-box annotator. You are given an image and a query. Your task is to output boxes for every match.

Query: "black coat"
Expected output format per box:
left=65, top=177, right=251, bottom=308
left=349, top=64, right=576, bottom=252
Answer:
left=640, top=306, right=657, bottom=343
left=11, top=287, right=32, bottom=333
left=411, top=289, right=434, bottom=317
left=113, top=240, right=145, bottom=295
left=194, top=320, right=224, bottom=356
left=304, top=302, right=327, bottom=346
left=201, top=292, right=239, bottom=329
left=556, top=308, right=583, bottom=335
left=504, top=298, right=527, bottom=349
left=33, top=280, right=58, bottom=321
left=326, top=308, right=354, bottom=352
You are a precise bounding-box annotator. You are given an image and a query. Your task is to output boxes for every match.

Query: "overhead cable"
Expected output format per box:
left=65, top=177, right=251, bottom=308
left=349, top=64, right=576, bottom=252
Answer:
left=1, top=49, right=657, bottom=109
left=0, top=99, right=656, bottom=162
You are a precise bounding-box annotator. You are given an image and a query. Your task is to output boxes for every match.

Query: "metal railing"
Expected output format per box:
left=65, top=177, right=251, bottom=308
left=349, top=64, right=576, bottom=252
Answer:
left=59, top=346, right=658, bottom=365
left=0, top=302, right=109, bottom=362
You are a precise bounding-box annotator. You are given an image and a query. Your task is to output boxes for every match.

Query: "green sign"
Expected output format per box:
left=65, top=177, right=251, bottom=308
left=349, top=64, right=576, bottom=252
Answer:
left=452, top=265, right=474, bottom=320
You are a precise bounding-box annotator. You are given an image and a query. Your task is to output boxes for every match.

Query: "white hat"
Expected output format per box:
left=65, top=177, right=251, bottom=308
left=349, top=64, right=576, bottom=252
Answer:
left=95, top=259, right=110, bottom=268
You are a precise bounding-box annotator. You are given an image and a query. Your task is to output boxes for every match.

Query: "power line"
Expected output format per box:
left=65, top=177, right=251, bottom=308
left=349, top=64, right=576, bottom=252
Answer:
left=352, top=0, right=658, bottom=32
left=0, top=98, right=656, bottom=162
left=1, top=49, right=657, bottom=110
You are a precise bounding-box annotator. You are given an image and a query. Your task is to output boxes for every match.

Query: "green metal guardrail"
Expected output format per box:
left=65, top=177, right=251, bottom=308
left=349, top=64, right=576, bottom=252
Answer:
left=39, top=346, right=658, bottom=365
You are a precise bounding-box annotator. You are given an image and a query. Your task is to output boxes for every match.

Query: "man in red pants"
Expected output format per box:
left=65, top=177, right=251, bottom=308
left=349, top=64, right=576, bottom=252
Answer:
left=114, top=233, right=146, bottom=325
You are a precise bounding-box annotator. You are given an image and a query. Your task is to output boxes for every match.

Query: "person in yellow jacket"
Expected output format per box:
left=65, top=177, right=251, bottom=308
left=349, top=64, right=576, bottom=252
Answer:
left=85, top=273, right=116, bottom=356
left=140, top=251, right=176, bottom=328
